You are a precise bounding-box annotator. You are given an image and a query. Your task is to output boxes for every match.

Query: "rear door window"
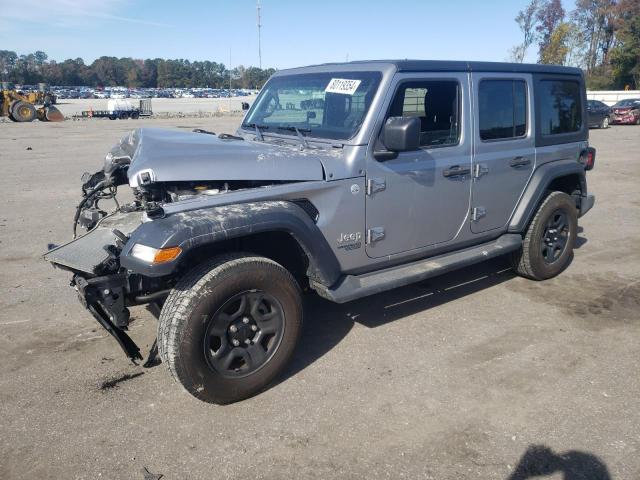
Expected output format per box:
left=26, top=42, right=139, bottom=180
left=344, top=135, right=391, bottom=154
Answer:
left=478, top=80, right=528, bottom=141
left=539, top=80, right=582, bottom=135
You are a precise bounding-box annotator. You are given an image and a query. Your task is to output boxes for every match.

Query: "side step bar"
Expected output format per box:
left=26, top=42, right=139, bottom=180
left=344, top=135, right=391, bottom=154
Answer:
left=312, top=234, right=522, bottom=304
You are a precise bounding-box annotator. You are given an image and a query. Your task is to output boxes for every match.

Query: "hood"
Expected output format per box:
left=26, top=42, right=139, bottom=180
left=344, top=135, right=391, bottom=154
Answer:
left=117, top=128, right=327, bottom=187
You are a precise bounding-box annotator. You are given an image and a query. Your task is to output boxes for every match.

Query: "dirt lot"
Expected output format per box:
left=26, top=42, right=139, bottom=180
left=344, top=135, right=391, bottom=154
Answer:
left=0, top=117, right=639, bottom=480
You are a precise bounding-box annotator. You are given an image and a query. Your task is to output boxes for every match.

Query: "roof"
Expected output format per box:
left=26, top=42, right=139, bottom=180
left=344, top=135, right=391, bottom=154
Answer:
left=276, top=60, right=583, bottom=76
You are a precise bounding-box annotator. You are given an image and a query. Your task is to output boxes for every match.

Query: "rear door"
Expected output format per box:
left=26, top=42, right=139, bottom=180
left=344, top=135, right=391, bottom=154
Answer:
left=365, top=72, right=472, bottom=258
left=470, top=74, right=535, bottom=233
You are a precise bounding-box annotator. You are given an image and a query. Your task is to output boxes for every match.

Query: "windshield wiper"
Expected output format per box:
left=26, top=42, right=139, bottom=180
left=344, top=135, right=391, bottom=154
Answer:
left=277, top=126, right=311, bottom=149
left=244, top=122, right=269, bottom=141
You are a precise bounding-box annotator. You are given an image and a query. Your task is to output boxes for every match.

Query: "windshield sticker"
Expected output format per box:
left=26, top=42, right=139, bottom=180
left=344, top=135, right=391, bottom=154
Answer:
left=325, top=78, right=362, bottom=95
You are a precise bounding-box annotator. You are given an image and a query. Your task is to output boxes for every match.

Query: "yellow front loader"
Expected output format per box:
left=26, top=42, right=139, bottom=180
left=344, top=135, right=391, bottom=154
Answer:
left=1, top=82, right=63, bottom=122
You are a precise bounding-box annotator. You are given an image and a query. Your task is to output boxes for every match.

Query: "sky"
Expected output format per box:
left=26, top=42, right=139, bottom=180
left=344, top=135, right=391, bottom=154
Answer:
left=0, top=0, right=577, bottom=69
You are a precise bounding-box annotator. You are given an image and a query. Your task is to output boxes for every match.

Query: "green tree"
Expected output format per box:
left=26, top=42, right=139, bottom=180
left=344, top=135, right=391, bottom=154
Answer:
left=610, top=7, right=640, bottom=88
left=510, top=0, right=541, bottom=62
left=540, top=22, right=573, bottom=64
left=536, top=0, right=566, bottom=62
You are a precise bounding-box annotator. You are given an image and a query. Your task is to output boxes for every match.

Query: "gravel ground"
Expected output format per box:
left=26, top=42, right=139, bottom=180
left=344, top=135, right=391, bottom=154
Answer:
left=0, top=118, right=638, bottom=480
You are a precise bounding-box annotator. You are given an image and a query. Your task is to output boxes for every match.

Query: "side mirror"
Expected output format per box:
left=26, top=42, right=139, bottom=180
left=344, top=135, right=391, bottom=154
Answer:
left=381, top=116, right=421, bottom=152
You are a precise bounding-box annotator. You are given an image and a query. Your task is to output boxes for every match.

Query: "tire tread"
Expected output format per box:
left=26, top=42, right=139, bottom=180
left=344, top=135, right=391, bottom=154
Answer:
left=158, top=253, right=301, bottom=402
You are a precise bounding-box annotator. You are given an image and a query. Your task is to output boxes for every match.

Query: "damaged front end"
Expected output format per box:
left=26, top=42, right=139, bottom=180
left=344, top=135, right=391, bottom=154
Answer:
left=46, top=209, right=172, bottom=362
left=44, top=127, right=329, bottom=363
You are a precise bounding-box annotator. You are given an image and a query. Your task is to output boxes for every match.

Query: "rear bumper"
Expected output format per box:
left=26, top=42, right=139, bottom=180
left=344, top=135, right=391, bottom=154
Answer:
left=579, top=194, right=595, bottom=217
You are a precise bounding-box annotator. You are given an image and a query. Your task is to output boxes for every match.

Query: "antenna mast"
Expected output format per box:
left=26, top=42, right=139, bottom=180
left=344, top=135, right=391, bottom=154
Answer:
left=257, top=0, right=262, bottom=69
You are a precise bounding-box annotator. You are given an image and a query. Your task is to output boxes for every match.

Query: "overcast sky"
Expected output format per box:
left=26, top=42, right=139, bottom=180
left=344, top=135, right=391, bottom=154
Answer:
left=0, top=0, right=577, bottom=69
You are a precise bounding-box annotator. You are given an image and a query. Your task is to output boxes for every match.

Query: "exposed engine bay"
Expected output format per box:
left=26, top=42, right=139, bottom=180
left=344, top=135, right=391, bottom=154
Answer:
left=74, top=152, right=284, bottom=237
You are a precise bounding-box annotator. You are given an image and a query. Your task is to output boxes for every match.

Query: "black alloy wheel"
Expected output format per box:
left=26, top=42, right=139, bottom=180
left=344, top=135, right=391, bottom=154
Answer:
left=203, top=291, right=285, bottom=378
left=540, top=209, right=570, bottom=264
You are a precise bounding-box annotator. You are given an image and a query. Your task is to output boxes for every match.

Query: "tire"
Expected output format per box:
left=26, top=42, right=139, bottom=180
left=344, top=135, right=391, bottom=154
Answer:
left=510, top=191, right=578, bottom=281
left=601, top=116, right=609, bottom=129
left=158, top=254, right=303, bottom=404
left=11, top=101, right=36, bottom=122
left=108, top=113, right=117, bottom=120
left=130, top=111, right=139, bottom=119
left=119, top=112, right=129, bottom=119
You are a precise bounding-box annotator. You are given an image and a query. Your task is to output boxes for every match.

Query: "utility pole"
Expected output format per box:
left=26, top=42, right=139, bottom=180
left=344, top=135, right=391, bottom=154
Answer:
left=257, top=0, right=262, bottom=69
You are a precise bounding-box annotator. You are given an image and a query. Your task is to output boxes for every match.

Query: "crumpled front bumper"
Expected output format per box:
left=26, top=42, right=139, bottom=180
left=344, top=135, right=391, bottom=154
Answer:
left=44, top=211, right=143, bottom=274
left=44, top=211, right=147, bottom=361
left=74, top=273, right=142, bottom=361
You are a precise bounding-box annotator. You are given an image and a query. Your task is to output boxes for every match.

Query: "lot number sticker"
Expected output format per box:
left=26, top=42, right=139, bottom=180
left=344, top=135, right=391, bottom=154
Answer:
left=325, top=78, right=362, bottom=95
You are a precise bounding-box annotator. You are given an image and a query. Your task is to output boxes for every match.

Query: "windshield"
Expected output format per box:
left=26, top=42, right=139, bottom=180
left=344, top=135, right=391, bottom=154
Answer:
left=242, top=71, right=382, bottom=140
left=614, top=99, right=640, bottom=107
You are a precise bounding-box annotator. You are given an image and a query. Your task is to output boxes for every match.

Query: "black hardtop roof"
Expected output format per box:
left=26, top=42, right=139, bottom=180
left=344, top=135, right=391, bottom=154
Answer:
left=278, top=60, right=583, bottom=76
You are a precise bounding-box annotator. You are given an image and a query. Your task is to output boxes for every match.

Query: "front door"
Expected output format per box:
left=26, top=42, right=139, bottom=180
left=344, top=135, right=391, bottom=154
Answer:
left=365, top=73, right=472, bottom=258
left=470, top=74, right=535, bottom=233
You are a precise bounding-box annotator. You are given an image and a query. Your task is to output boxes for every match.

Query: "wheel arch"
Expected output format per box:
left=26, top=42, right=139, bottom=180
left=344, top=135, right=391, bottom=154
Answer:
left=120, top=200, right=341, bottom=288
left=509, top=160, right=586, bottom=233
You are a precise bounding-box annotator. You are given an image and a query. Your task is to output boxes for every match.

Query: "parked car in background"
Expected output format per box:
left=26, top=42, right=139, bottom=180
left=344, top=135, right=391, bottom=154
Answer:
left=610, top=99, right=640, bottom=125
left=587, top=100, right=611, bottom=129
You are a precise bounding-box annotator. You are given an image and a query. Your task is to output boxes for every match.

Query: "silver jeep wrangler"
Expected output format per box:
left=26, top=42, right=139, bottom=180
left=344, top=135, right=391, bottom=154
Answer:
left=45, top=60, right=596, bottom=403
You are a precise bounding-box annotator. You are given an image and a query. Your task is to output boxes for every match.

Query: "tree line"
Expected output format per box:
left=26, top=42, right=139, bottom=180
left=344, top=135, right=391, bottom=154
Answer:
left=0, top=51, right=276, bottom=89
left=510, top=0, right=640, bottom=89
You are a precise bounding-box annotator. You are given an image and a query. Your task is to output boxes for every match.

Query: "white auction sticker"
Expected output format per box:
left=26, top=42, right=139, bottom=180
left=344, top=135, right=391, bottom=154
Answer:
left=325, top=78, right=362, bottom=95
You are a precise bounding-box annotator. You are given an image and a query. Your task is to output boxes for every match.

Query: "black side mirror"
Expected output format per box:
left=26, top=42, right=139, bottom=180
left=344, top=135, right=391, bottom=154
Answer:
left=382, top=116, right=420, bottom=152
left=375, top=116, right=421, bottom=161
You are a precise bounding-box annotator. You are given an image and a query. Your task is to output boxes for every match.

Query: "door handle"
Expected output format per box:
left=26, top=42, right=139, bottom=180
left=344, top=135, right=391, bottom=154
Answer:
left=443, top=165, right=471, bottom=178
left=509, top=156, right=531, bottom=168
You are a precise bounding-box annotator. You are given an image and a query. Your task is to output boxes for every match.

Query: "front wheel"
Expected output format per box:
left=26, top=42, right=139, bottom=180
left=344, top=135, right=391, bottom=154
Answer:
left=11, top=101, right=36, bottom=122
left=510, top=191, right=578, bottom=280
left=601, top=116, right=609, bottom=129
left=158, top=254, right=303, bottom=404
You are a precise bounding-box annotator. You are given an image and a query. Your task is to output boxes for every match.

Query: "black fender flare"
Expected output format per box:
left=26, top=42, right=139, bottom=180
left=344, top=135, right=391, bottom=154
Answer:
left=120, top=200, right=341, bottom=286
left=508, top=160, right=586, bottom=233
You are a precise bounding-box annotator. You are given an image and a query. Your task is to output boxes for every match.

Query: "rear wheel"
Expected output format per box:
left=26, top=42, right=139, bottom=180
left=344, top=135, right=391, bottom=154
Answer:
left=510, top=191, right=577, bottom=280
left=130, top=111, right=139, bottom=119
left=158, top=254, right=303, bottom=404
left=11, top=101, right=36, bottom=122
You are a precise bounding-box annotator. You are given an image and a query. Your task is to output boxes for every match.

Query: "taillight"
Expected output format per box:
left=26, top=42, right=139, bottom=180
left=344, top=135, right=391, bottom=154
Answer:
left=579, top=147, right=596, bottom=171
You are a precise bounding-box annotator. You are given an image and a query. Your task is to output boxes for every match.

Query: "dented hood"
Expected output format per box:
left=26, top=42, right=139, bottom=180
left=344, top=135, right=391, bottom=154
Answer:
left=118, top=128, right=326, bottom=187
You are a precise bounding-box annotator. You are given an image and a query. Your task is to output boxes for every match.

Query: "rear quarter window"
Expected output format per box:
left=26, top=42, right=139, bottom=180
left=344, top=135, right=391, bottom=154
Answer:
left=539, top=80, right=582, bottom=135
